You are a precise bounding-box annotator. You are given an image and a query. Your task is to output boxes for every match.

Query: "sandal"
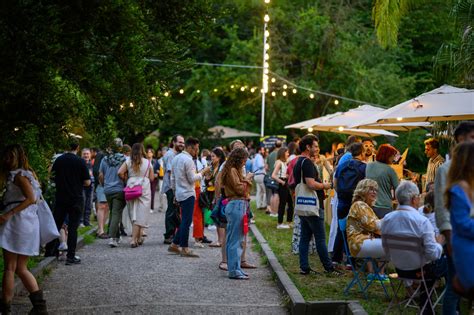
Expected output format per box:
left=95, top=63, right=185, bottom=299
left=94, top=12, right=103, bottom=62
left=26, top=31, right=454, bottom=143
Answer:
left=209, top=242, right=221, bottom=248
left=137, top=238, right=144, bottom=246
left=130, top=243, right=138, bottom=248
left=241, top=261, right=257, bottom=269
left=218, top=262, right=228, bottom=271
left=97, top=233, right=109, bottom=239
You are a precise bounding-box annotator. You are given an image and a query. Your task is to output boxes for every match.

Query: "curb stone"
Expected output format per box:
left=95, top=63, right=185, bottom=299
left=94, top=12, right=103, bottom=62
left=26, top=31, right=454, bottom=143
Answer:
left=13, top=226, right=98, bottom=296
left=250, top=223, right=368, bottom=315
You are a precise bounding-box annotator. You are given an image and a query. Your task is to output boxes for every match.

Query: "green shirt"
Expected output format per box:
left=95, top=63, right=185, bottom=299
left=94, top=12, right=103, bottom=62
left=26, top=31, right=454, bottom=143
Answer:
left=266, top=150, right=277, bottom=176
left=366, top=161, right=399, bottom=209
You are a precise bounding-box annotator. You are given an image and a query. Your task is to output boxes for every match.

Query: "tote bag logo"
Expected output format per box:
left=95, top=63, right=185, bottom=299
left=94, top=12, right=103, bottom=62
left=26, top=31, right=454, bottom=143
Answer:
left=296, top=196, right=317, bottom=206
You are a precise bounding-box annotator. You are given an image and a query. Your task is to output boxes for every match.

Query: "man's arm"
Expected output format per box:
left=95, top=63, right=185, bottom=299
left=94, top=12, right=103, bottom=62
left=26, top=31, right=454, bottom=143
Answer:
left=422, top=220, right=443, bottom=262
left=434, top=164, right=452, bottom=249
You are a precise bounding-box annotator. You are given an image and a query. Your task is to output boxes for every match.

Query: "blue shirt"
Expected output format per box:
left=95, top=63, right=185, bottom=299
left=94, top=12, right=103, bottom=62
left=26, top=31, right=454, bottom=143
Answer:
left=252, top=153, right=265, bottom=174
left=335, top=152, right=352, bottom=178
left=161, top=149, right=176, bottom=193
left=99, top=153, right=126, bottom=195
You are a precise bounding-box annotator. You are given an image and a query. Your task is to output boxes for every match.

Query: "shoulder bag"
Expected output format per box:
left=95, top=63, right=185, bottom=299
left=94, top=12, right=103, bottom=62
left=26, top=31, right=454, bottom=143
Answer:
left=124, top=161, right=150, bottom=201
left=294, top=158, right=320, bottom=216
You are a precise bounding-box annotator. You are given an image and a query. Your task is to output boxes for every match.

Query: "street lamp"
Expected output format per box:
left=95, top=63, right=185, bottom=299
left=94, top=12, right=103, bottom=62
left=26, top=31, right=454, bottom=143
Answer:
left=261, top=3, right=270, bottom=137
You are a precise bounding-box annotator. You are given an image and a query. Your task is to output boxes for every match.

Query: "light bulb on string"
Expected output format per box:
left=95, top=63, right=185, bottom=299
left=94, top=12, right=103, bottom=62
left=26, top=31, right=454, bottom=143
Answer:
left=251, top=87, right=256, bottom=93
left=264, top=53, right=270, bottom=60
left=264, top=69, right=269, bottom=74
left=213, top=88, right=218, bottom=92
left=283, top=84, right=287, bottom=89
left=231, top=85, right=235, bottom=89
left=264, top=62, right=269, bottom=68
left=240, top=86, right=245, bottom=91
left=129, top=102, right=134, bottom=108
left=292, top=88, right=297, bottom=94
left=308, top=127, right=313, bottom=132
left=179, top=89, right=184, bottom=94
left=151, top=96, right=156, bottom=101
left=397, top=117, right=403, bottom=121
left=264, top=30, right=270, bottom=37
left=263, top=74, right=269, bottom=80
left=196, top=90, right=201, bottom=93
left=338, top=126, right=344, bottom=131
left=164, top=92, right=169, bottom=97
left=264, top=0, right=270, bottom=3
left=309, top=93, right=315, bottom=99
left=271, top=91, right=276, bottom=97
left=264, top=43, right=270, bottom=50
left=271, top=77, right=276, bottom=83
left=282, top=91, right=287, bottom=96
left=334, top=99, right=339, bottom=105
left=264, top=14, right=270, bottom=22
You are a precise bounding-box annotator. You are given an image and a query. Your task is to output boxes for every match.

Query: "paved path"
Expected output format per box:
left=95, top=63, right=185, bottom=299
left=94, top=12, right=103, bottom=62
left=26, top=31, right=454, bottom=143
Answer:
left=14, top=198, right=287, bottom=314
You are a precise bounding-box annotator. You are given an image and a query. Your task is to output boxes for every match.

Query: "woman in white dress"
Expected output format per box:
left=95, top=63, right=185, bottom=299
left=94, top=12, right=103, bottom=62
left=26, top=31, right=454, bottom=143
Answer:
left=0, top=145, right=48, bottom=314
left=119, top=143, right=154, bottom=248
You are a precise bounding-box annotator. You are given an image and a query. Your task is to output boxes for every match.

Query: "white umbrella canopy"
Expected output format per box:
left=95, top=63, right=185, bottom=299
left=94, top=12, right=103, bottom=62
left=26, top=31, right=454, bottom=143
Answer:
left=348, top=122, right=432, bottom=131
left=309, top=126, right=398, bottom=137
left=208, top=125, right=260, bottom=139
left=349, top=85, right=474, bottom=128
left=284, top=112, right=343, bottom=129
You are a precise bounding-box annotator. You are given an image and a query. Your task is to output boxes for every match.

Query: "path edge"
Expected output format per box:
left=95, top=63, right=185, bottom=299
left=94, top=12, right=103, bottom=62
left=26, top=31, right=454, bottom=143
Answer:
left=13, top=227, right=98, bottom=295
left=250, top=223, right=367, bottom=315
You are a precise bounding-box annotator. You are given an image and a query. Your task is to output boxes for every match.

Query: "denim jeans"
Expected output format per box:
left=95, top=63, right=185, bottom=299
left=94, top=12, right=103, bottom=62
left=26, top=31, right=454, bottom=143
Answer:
left=443, top=253, right=460, bottom=315
left=299, top=209, right=333, bottom=272
left=225, top=200, right=246, bottom=278
left=82, top=184, right=93, bottom=226
left=332, top=195, right=352, bottom=263
left=105, top=192, right=126, bottom=239
left=164, top=189, right=180, bottom=239
left=172, top=196, right=195, bottom=248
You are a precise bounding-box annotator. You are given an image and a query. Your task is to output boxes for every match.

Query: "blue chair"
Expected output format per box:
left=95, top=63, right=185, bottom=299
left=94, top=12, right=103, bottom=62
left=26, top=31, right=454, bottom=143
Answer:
left=339, top=218, right=390, bottom=299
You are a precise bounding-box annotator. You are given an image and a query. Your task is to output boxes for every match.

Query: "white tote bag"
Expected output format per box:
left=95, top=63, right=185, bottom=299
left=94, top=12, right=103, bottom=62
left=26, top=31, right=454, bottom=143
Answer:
left=37, top=198, right=60, bottom=245
left=294, top=159, right=319, bottom=217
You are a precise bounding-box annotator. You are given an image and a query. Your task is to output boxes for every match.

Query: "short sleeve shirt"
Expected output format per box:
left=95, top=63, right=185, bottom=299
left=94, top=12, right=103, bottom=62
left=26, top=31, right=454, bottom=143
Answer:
left=52, top=153, right=90, bottom=205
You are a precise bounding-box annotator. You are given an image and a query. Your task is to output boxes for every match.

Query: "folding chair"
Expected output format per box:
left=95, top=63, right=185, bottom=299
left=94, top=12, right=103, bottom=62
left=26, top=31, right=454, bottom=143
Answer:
left=339, top=218, right=390, bottom=299
left=382, top=234, right=444, bottom=314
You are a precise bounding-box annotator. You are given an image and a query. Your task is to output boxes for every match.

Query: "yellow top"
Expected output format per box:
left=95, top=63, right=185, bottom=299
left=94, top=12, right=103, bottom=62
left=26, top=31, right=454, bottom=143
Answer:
left=347, top=201, right=381, bottom=257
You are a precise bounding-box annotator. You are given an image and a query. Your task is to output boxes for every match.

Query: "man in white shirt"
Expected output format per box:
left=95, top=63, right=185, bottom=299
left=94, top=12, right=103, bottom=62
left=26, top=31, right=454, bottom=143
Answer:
left=382, top=181, right=446, bottom=314
left=252, top=145, right=267, bottom=210
left=168, top=137, right=209, bottom=258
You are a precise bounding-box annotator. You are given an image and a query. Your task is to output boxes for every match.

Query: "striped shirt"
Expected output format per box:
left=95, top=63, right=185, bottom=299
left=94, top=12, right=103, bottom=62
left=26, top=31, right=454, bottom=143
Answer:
left=426, top=154, right=445, bottom=186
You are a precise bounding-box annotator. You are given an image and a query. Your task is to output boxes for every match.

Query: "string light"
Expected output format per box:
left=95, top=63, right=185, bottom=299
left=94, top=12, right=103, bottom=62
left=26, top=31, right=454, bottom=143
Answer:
left=334, top=99, right=339, bottom=105
left=264, top=69, right=269, bottom=74
left=264, top=53, right=270, bottom=60
left=240, top=86, right=245, bottom=91
left=264, top=62, right=269, bottom=68
left=283, top=84, right=288, bottom=89
left=397, top=117, right=403, bottom=121
left=338, top=126, right=344, bottom=131
left=271, top=91, right=276, bottom=96
left=213, top=88, right=218, bottom=92
left=196, top=90, right=201, bottom=93
left=120, top=104, right=124, bottom=110
left=264, top=43, right=270, bottom=50
left=179, top=89, right=184, bottom=94
left=264, top=14, right=270, bottom=22
left=264, top=30, right=270, bottom=37
left=308, top=127, right=313, bottom=132
left=151, top=96, right=156, bottom=101
left=271, top=77, right=276, bottom=83
left=129, top=102, right=134, bottom=108
left=264, top=0, right=270, bottom=3
left=282, top=91, right=287, bottom=96
left=309, top=93, right=315, bottom=99
left=231, top=85, right=235, bottom=89
left=164, top=92, right=169, bottom=97
left=292, top=88, right=297, bottom=94
left=251, top=87, right=256, bottom=93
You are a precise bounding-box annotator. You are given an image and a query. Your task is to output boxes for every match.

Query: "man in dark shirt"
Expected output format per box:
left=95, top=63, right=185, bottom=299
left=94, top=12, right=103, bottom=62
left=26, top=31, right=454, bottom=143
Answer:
left=293, top=134, right=341, bottom=276
left=45, top=139, right=91, bottom=265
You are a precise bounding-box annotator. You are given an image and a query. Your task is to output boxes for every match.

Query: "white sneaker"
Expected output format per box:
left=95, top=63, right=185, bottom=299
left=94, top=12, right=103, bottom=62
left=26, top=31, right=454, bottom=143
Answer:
left=277, top=224, right=290, bottom=229
left=250, top=219, right=256, bottom=224
left=207, top=225, right=217, bottom=231
left=194, top=241, right=205, bottom=248
left=108, top=238, right=118, bottom=248
left=269, top=213, right=278, bottom=217
left=150, top=209, right=154, bottom=214
left=58, top=242, right=68, bottom=251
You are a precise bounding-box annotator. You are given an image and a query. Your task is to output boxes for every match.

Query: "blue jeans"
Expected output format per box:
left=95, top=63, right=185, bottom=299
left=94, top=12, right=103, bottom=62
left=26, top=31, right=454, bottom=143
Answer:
left=332, top=195, right=352, bottom=263
left=443, top=253, right=460, bottom=315
left=172, top=196, right=195, bottom=248
left=299, top=209, right=333, bottom=272
left=225, top=200, right=246, bottom=278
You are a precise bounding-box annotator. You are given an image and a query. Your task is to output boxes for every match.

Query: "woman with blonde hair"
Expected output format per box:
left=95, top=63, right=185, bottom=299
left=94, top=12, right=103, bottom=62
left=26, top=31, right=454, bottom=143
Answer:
left=0, top=145, right=49, bottom=313
left=271, top=147, right=293, bottom=229
left=119, top=143, right=154, bottom=248
left=445, top=142, right=474, bottom=297
left=346, top=179, right=386, bottom=280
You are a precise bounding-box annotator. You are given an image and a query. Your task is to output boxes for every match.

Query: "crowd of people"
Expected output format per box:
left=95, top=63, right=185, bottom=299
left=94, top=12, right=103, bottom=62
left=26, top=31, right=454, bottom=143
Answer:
left=0, top=121, right=473, bottom=313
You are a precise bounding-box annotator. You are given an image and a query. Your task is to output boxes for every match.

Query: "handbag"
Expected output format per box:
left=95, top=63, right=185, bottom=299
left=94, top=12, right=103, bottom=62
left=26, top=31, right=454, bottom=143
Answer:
left=124, top=161, right=150, bottom=201
left=264, top=174, right=279, bottom=190
left=294, top=158, right=319, bottom=216
left=210, top=196, right=228, bottom=225
left=37, top=197, right=60, bottom=245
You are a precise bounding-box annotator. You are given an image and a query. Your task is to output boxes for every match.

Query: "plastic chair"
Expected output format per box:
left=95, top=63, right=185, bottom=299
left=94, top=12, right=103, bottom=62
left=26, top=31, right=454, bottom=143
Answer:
left=382, top=234, right=444, bottom=314
left=338, top=218, right=390, bottom=299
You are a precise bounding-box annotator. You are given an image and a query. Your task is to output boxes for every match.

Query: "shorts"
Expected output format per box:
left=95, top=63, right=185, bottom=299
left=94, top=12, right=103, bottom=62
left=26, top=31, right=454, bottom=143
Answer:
left=95, top=185, right=107, bottom=203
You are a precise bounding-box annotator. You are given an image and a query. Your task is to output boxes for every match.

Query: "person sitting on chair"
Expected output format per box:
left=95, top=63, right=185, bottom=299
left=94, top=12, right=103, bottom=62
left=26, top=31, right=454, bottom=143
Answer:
left=347, top=179, right=386, bottom=281
left=382, top=181, right=446, bottom=314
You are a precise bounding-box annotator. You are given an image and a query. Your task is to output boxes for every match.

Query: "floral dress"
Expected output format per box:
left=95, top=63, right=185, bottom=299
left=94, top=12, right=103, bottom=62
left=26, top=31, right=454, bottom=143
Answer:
left=0, top=169, right=41, bottom=256
left=346, top=201, right=381, bottom=257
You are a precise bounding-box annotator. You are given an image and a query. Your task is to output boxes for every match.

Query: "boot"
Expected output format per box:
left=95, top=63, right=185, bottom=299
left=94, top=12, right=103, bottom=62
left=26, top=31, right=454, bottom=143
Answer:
left=0, top=299, right=11, bottom=315
left=28, top=290, right=48, bottom=315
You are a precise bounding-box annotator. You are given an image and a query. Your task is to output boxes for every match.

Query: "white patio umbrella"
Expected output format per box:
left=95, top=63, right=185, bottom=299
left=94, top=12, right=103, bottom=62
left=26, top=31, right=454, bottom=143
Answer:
left=208, top=125, right=260, bottom=138
left=284, top=112, right=343, bottom=129
left=349, top=85, right=474, bottom=128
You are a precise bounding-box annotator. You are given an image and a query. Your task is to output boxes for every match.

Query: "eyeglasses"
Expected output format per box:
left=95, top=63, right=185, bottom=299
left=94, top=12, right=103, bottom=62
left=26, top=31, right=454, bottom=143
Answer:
left=368, top=187, right=378, bottom=193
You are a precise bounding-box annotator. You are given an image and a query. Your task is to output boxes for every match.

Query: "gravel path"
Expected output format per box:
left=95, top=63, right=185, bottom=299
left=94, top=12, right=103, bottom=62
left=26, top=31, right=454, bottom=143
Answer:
left=13, top=197, right=287, bottom=314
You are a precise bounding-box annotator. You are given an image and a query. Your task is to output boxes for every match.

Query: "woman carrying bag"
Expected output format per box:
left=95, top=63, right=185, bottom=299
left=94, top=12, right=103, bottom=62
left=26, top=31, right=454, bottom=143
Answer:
left=118, top=143, right=154, bottom=248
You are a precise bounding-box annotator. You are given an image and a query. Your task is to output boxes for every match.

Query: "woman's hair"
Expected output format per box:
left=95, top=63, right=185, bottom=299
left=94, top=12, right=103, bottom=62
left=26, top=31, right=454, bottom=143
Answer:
left=1, top=144, right=35, bottom=185
left=131, top=143, right=146, bottom=172
left=376, top=144, right=398, bottom=164
left=352, top=179, right=378, bottom=205
left=220, top=148, right=248, bottom=185
left=288, top=141, right=299, bottom=156
left=445, top=142, right=474, bottom=208
left=212, top=147, right=226, bottom=168
left=276, top=147, right=288, bottom=161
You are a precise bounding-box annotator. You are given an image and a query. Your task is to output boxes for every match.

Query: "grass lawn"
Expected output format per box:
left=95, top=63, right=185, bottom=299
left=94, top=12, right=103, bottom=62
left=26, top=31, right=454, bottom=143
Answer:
left=252, top=202, right=404, bottom=315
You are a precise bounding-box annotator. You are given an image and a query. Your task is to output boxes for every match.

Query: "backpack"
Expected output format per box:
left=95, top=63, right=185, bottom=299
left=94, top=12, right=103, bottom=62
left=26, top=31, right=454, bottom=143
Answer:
left=336, top=159, right=365, bottom=194
left=287, top=157, right=299, bottom=189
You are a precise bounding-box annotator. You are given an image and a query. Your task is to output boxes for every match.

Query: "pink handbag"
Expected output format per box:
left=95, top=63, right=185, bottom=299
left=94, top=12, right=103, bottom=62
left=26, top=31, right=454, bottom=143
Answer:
left=124, top=161, right=150, bottom=201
